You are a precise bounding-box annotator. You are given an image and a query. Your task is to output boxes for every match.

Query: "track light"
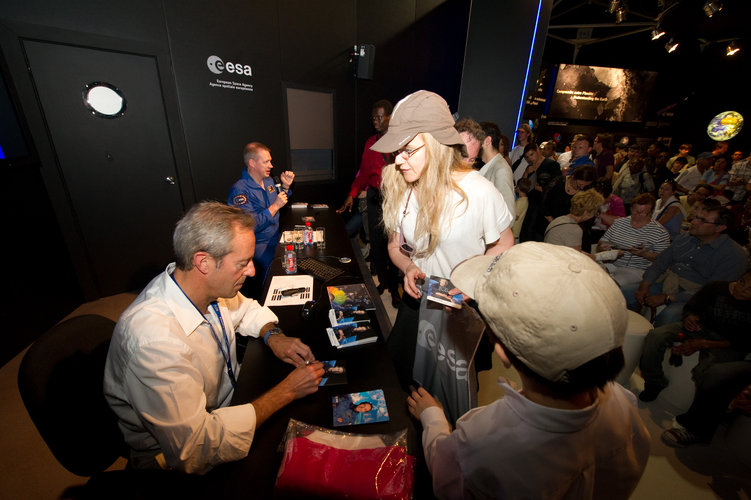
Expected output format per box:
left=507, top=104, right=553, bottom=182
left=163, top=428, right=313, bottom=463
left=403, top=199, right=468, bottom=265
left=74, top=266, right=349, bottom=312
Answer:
left=615, top=6, right=627, bottom=23
left=703, top=1, right=723, bottom=18
left=651, top=29, right=666, bottom=41
left=665, top=38, right=679, bottom=53
left=726, top=40, right=740, bottom=56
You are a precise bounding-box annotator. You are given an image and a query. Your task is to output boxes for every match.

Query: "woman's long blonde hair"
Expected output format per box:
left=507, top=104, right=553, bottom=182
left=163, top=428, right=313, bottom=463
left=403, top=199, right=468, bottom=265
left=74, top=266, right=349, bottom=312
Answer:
left=381, top=132, right=471, bottom=256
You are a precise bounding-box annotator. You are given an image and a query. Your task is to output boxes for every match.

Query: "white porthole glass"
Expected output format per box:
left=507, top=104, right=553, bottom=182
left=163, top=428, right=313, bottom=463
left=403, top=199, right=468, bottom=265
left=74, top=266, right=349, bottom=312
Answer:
left=82, top=82, right=126, bottom=118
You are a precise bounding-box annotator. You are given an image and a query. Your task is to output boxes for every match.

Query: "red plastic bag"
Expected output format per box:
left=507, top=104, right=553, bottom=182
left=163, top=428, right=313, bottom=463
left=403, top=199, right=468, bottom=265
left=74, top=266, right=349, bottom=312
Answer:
left=275, top=419, right=415, bottom=500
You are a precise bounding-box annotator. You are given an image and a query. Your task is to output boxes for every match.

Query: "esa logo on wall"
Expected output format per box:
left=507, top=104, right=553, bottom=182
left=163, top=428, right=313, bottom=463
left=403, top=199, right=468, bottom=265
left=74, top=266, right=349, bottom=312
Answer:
left=207, top=55, right=252, bottom=76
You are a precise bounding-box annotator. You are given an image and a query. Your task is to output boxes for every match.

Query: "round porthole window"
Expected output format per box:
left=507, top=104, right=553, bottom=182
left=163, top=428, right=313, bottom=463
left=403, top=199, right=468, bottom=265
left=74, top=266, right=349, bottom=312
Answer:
left=82, top=82, right=126, bottom=118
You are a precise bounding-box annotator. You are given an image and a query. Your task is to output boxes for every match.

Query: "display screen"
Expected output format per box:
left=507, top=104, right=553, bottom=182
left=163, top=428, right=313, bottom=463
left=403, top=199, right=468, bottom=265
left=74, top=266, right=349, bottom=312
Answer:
left=547, top=64, right=657, bottom=122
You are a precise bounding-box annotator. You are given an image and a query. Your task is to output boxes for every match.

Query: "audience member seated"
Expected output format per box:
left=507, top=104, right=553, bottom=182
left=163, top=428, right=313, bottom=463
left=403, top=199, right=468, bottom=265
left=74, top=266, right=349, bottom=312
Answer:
left=557, top=140, right=573, bottom=172
left=104, top=202, right=323, bottom=474
left=728, top=151, right=751, bottom=204
left=713, top=140, right=729, bottom=158
left=407, top=243, right=650, bottom=500
left=521, top=165, right=596, bottom=243
left=651, top=147, right=674, bottom=193
left=592, top=177, right=625, bottom=236
left=592, top=133, right=615, bottom=180
left=669, top=156, right=689, bottom=177
left=510, top=123, right=533, bottom=184
left=540, top=140, right=558, bottom=163
left=521, top=143, right=561, bottom=194
left=653, top=179, right=686, bottom=240
left=512, top=178, right=531, bottom=243
left=679, top=183, right=713, bottom=219
left=613, top=144, right=640, bottom=180
left=667, top=143, right=695, bottom=172
left=675, top=152, right=714, bottom=194
left=622, top=199, right=748, bottom=326
left=613, top=156, right=654, bottom=214
left=597, top=193, right=671, bottom=287
left=544, top=189, right=604, bottom=252
left=613, top=142, right=627, bottom=168
left=702, top=154, right=731, bottom=193
left=638, top=272, right=751, bottom=430
left=567, top=134, right=595, bottom=173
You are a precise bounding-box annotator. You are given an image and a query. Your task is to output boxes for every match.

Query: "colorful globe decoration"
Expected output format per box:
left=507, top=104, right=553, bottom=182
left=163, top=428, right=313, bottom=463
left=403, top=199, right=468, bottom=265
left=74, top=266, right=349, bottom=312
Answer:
left=707, top=111, right=744, bottom=141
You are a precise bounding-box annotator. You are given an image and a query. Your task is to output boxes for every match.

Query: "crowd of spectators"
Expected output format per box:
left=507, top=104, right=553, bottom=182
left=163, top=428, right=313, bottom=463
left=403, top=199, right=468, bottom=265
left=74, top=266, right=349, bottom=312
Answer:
left=448, top=123, right=750, bottom=456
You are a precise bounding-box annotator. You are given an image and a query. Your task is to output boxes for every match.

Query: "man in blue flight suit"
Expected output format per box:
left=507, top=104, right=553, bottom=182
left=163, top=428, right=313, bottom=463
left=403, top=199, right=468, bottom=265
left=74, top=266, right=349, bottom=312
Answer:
left=228, top=142, right=294, bottom=281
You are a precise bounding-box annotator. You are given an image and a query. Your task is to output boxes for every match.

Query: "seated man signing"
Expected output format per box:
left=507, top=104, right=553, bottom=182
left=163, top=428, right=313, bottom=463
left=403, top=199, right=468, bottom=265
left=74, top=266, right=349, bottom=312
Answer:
left=104, top=202, right=323, bottom=474
left=407, top=242, right=650, bottom=500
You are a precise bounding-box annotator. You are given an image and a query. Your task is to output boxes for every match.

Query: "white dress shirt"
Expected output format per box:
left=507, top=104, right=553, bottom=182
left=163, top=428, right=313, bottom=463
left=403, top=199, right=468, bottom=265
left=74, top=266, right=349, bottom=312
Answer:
left=104, top=263, right=278, bottom=474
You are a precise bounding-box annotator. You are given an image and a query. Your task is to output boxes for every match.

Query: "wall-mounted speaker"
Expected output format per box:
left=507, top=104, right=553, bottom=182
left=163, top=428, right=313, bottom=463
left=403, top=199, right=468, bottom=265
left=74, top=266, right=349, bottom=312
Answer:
left=355, top=44, right=375, bottom=80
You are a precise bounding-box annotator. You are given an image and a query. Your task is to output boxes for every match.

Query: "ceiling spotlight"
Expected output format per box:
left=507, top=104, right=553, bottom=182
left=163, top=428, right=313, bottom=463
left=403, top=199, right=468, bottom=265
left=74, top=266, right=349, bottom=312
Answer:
left=726, top=40, right=740, bottom=56
left=608, top=0, right=620, bottom=14
left=703, top=1, right=723, bottom=18
left=615, top=6, right=627, bottom=23
left=665, top=38, right=679, bottom=53
left=651, top=29, right=666, bottom=40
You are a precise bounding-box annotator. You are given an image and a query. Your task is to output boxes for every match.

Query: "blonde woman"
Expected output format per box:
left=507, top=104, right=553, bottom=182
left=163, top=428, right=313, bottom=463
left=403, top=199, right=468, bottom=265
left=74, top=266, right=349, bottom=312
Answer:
left=371, top=91, right=513, bottom=411
left=544, top=189, right=604, bottom=252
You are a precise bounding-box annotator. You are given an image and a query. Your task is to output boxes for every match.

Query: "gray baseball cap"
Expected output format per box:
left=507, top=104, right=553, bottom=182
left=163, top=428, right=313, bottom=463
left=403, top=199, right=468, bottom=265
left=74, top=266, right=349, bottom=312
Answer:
left=370, top=90, right=464, bottom=153
left=451, top=242, right=628, bottom=382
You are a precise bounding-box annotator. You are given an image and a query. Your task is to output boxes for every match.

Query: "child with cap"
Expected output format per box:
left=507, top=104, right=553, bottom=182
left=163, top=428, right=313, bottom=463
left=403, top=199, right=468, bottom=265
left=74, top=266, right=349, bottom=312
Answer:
left=407, top=242, right=650, bottom=499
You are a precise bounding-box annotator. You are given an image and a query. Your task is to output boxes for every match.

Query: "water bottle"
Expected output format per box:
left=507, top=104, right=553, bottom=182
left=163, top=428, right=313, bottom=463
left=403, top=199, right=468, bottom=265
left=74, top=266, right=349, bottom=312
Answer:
left=303, top=222, right=313, bottom=245
left=284, top=245, right=297, bottom=274
left=669, top=332, right=686, bottom=367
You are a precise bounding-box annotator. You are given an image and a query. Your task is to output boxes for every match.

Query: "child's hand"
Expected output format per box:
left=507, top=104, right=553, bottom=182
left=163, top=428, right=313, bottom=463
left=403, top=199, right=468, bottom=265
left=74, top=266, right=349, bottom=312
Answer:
left=407, top=387, right=443, bottom=419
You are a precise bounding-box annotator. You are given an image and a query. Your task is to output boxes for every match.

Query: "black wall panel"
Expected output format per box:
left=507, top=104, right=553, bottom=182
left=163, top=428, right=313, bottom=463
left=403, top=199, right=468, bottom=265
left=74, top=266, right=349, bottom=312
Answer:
left=0, top=0, right=473, bottom=310
left=459, top=0, right=553, bottom=141
left=163, top=0, right=284, bottom=202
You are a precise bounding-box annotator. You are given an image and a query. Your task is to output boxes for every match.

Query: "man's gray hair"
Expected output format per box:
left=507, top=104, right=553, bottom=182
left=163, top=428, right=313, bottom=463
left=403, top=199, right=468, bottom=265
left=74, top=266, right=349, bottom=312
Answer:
left=242, top=142, right=270, bottom=167
left=173, top=202, right=256, bottom=271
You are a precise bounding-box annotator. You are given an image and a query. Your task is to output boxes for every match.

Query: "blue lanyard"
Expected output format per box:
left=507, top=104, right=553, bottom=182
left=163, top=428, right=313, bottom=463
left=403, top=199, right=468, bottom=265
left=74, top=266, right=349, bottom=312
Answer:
left=170, top=273, right=237, bottom=388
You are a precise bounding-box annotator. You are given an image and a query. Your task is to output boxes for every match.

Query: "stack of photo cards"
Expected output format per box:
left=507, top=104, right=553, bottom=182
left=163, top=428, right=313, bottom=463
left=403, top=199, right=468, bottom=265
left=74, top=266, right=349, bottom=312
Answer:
left=426, top=275, right=463, bottom=309
left=319, top=360, right=348, bottom=387
left=327, top=283, right=375, bottom=313
left=326, top=321, right=377, bottom=348
left=328, top=306, right=370, bottom=326
left=332, top=389, right=389, bottom=427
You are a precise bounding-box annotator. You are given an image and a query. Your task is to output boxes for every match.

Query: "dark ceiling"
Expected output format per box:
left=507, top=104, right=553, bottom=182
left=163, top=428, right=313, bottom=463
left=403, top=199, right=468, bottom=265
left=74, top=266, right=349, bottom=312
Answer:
left=537, top=0, right=750, bottom=146
left=544, top=0, right=749, bottom=68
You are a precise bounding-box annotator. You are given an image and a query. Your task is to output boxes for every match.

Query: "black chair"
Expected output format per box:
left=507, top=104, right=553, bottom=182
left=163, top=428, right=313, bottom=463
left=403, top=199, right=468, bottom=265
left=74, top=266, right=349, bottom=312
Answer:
left=17, top=314, right=128, bottom=476
left=18, top=314, right=207, bottom=499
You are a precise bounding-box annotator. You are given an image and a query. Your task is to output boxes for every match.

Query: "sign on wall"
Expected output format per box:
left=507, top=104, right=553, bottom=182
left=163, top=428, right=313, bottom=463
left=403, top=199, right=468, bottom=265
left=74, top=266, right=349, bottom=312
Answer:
left=206, top=55, right=254, bottom=92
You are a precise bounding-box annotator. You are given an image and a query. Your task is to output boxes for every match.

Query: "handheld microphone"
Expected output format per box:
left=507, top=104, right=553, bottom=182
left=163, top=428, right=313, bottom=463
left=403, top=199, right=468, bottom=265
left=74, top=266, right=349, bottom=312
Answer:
left=273, top=176, right=283, bottom=194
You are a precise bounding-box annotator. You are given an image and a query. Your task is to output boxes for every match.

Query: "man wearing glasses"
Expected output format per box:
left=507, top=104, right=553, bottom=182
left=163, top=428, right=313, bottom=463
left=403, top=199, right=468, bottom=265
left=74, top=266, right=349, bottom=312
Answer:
left=622, top=198, right=748, bottom=327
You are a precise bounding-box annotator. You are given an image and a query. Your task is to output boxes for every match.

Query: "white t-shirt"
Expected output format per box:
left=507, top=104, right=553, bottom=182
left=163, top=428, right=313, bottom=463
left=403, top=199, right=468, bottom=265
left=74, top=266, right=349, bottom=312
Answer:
left=398, top=171, right=512, bottom=277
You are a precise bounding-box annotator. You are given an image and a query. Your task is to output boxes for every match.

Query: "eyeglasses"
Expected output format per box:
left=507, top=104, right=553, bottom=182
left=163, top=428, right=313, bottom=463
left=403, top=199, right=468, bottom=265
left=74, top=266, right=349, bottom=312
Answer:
left=692, top=216, right=722, bottom=225
left=395, top=144, right=425, bottom=158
